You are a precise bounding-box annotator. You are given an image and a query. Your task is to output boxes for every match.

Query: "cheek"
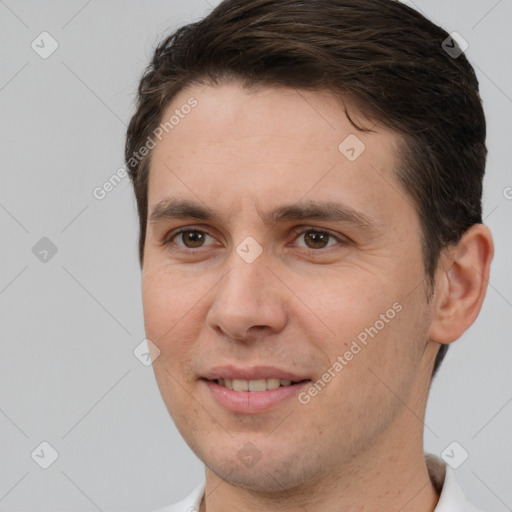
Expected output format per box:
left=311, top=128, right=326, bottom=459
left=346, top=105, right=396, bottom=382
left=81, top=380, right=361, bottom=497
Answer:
left=296, top=269, right=392, bottom=349
left=142, top=271, right=203, bottom=416
left=297, top=268, right=426, bottom=395
left=141, top=269, right=205, bottom=359
left=142, top=266, right=198, bottom=325
left=320, top=287, right=429, bottom=413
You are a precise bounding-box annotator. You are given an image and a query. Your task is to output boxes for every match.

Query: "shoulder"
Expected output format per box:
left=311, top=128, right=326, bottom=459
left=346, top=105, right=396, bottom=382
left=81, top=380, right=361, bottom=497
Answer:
left=151, top=482, right=205, bottom=512
left=426, top=454, right=484, bottom=512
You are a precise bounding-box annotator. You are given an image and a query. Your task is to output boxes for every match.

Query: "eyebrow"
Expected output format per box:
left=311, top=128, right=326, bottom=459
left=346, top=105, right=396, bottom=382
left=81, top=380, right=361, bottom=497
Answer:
left=148, top=198, right=378, bottom=233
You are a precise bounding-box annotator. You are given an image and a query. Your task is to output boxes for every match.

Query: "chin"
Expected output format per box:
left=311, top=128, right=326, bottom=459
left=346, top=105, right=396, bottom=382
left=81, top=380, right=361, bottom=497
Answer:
left=198, top=441, right=320, bottom=493
left=213, top=464, right=308, bottom=492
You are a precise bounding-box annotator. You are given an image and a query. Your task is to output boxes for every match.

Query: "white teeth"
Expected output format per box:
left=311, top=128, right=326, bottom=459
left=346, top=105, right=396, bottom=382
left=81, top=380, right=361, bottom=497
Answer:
left=266, top=378, right=281, bottom=390
left=248, top=379, right=267, bottom=392
left=216, top=378, right=298, bottom=391
left=232, top=379, right=249, bottom=391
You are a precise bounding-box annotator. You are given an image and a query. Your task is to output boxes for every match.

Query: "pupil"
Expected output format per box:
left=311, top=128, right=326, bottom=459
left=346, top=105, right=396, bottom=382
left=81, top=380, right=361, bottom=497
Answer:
left=306, top=232, right=328, bottom=249
left=185, top=231, right=204, bottom=247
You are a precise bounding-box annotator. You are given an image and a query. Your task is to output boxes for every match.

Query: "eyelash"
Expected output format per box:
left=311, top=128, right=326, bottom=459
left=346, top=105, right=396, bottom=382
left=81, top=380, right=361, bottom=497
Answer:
left=163, top=225, right=348, bottom=254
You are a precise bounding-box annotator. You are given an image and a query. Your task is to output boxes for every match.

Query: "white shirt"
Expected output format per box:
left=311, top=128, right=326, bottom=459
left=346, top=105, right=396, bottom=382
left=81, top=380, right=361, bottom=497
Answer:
left=153, top=454, right=481, bottom=512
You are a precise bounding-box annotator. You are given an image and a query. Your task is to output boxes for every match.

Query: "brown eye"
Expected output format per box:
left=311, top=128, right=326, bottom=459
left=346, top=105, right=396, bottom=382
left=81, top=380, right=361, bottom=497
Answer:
left=303, top=231, right=331, bottom=249
left=294, top=229, right=341, bottom=251
left=179, top=230, right=206, bottom=248
left=167, top=229, right=215, bottom=250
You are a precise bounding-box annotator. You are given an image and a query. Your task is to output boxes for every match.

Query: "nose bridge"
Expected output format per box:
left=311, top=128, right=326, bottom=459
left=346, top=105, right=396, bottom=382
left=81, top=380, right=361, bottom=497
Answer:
left=207, top=249, right=287, bottom=339
left=218, top=252, right=270, bottom=314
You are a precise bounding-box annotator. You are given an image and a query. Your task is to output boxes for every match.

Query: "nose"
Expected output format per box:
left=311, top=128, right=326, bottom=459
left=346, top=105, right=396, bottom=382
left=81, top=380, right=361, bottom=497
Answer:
left=206, top=256, right=288, bottom=342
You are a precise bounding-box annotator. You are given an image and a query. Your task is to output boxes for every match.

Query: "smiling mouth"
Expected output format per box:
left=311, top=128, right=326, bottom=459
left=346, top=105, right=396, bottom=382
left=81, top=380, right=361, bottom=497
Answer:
left=208, top=378, right=310, bottom=392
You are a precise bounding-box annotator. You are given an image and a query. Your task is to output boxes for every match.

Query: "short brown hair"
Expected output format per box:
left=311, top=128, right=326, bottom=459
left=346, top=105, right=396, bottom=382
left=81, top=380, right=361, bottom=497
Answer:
left=125, top=0, right=487, bottom=375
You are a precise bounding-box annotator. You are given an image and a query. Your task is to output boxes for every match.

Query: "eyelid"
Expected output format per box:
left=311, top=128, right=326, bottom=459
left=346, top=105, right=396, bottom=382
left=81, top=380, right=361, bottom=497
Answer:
left=290, top=225, right=347, bottom=241
left=163, top=224, right=349, bottom=252
left=164, top=225, right=218, bottom=249
left=289, top=225, right=350, bottom=250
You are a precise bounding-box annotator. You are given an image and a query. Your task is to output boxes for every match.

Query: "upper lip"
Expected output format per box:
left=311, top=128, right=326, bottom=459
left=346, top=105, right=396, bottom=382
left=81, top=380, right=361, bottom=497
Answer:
left=202, top=365, right=310, bottom=382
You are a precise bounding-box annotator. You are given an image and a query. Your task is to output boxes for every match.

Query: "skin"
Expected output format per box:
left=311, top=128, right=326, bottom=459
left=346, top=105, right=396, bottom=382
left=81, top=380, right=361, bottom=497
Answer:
left=141, top=82, right=494, bottom=512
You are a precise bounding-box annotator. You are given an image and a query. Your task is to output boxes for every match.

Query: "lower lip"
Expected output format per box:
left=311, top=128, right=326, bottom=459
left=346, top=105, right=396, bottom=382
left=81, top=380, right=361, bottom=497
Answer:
left=202, top=379, right=311, bottom=414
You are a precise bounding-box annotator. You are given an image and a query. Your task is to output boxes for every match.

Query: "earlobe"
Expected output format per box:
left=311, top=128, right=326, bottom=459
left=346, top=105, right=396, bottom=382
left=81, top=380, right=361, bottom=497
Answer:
left=428, top=224, right=494, bottom=344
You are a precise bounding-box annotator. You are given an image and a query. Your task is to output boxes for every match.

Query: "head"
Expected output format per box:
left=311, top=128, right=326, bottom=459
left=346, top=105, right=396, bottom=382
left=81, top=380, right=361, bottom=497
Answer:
left=126, top=0, right=493, bottom=493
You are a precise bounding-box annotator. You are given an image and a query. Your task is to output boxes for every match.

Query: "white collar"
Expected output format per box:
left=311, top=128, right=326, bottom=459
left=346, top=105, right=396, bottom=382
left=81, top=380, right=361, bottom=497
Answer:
left=154, top=454, right=480, bottom=512
left=425, top=454, right=481, bottom=512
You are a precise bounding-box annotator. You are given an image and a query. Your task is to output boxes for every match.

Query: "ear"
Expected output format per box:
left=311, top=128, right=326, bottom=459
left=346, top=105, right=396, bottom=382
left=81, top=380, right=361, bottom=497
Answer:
left=428, top=224, right=494, bottom=344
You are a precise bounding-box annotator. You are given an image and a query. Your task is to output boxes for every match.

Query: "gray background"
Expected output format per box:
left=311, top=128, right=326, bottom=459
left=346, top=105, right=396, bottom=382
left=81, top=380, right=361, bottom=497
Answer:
left=0, top=0, right=510, bottom=510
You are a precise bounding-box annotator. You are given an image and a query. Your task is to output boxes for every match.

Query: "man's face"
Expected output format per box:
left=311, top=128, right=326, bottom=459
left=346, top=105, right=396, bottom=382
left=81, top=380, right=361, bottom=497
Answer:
left=142, top=83, right=437, bottom=491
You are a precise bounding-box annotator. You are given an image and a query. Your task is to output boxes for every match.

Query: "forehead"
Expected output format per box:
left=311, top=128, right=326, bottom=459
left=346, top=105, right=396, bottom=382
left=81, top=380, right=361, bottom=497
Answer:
left=147, top=82, right=412, bottom=228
